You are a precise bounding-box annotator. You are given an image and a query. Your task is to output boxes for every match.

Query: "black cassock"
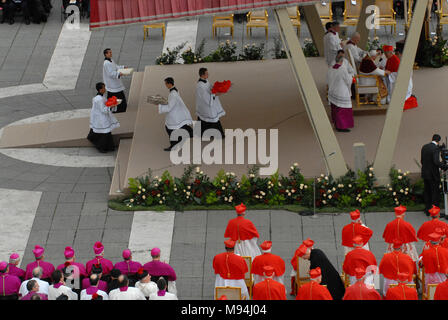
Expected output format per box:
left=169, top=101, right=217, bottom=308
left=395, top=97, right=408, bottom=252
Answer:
left=309, top=248, right=345, bottom=300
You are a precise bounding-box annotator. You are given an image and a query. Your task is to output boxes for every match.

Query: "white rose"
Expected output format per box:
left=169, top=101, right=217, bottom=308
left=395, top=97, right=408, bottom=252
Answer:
left=157, top=194, right=161, bottom=197
left=294, top=162, right=299, bottom=167
left=138, top=191, right=141, bottom=194
left=159, top=200, right=163, bottom=204
left=398, top=176, right=402, bottom=180
left=393, top=192, right=396, bottom=196
left=292, top=189, right=296, bottom=193
left=290, top=166, right=294, bottom=170
left=187, top=186, right=191, bottom=189
left=221, top=180, right=225, bottom=183
left=142, top=195, right=146, bottom=200
left=224, top=197, right=228, bottom=201
left=130, top=199, right=134, bottom=203
left=348, top=184, right=352, bottom=188
left=322, top=200, right=326, bottom=204
left=186, top=192, right=190, bottom=196
left=328, top=195, right=332, bottom=199
left=222, top=187, right=225, bottom=190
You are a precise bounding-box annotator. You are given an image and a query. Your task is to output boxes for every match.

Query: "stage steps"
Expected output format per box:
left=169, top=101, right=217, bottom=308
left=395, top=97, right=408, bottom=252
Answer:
left=109, top=138, right=133, bottom=199
left=0, top=72, right=144, bottom=149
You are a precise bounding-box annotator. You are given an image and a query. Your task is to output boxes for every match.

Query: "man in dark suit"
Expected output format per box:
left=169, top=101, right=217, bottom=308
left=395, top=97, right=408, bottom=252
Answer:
left=421, top=134, right=448, bottom=217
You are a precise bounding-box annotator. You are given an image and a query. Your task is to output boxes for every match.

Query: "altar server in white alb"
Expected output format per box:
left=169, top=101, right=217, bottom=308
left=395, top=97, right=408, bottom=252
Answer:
left=103, top=48, right=128, bottom=113
left=327, top=53, right=354, bottom=133
left=195, top=67, right=226, bottom=138
left=157, top=77, right=193, bottom=151
left=323, top=21, right=342, bottom=67
left=224, top=203, right=261, bottom=260
left=87, top=82, right=120, bottom=153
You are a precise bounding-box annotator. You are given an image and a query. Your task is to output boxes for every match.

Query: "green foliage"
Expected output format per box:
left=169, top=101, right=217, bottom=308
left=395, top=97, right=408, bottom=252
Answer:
left=272, top=36, right=287, bottom=59
left=181, top=39, right=206, bottom=64
left=240, top=43, right=265, bottom=61
left=418, top=36, right=448, bottom=68
left=303, top=39, right=319, bottom=57
left=155, top=42, right=186, bottom=65
left=123, top=164, right=425, bottom=211
left=366, top=37, right=381, bottom=51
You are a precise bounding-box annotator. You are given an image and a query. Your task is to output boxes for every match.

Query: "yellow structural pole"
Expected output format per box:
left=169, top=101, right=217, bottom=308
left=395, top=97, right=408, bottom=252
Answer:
left=274, top=7, right=348, bottom=179
left=373, top=0, right=429, bottom=185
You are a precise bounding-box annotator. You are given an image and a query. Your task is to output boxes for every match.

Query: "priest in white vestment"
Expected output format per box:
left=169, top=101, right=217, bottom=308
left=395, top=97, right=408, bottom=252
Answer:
left=196, top=67, right=226, bottom=138
left=103, top=48, right=128, bottom=113
left=323, top=21, right=342, bottom=67
left=327, top=54, right=354, bottom=133
left=343, top=32, right=367, bottom=70
left=87, top=82, right=120, bottom=153
left=157, top=77, right=193, bottom=151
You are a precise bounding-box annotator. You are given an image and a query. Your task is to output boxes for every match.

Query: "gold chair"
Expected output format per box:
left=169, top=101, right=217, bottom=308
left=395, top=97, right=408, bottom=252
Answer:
left=242, top=256, right=253, bottom=299
left=246, top=10, right=269, bottom=39
left=143, top=23, right=166, bottom=40
left=315, top=1, right=333, bottom=25
left=388, top=283, right=417, bottom=288
left=425, top=284, right=438, bottom=300
left=295, top=256, right=311, bottom=289
left=212, top=14, right=234, bottom=39
left=215, top=286, right=245, bottom=300
left=436, top=0, right=448, bottom=32
left=374, top=0, right=397, bottom=37
left=343, top=0, right=362, bottom=26
left=287, top=6, right=301, bottom=36
left=406, top=0, right=414, bottom=30
left=416, top=264, right=426, bottom=297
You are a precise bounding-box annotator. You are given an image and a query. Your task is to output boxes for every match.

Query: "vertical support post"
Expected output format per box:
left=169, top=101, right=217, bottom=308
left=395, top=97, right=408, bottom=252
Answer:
left=373, top=0, right=429, bottom=185
left=353, top=142, right=367, bottom=176
left=356, top=0, right=376, bottom=50
left=302, top=4, right=325, bottom=56
left=274, top=8, right=348, bottom=179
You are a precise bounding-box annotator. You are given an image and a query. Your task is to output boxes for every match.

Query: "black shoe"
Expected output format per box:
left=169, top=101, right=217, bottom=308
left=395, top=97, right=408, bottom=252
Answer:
left=9, top=18, right=14, bottom=25
left=336, top=128, right=351, bottom=132
left=25, top=19, right=30, bottom=25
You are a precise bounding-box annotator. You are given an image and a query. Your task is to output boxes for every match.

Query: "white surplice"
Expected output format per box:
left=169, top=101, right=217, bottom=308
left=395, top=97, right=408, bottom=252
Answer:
left=196, top=79, right=226, bottom=123
left=158, top=89, right=193, bottom=130
left=48, top=284, right=78, bottom=300
left=135, top=281, right=158, bottom=298
left=103, top=59, right=125, bottom=93
left=90, top=94, right=120, bottom=133
left=109, top=287, right=146, bottom=300
left=324, top=31, right=342, bottom=67
left=344, top=42, right=366, bottom=69
left=80, top=288, right=109, bottom=300
left=327, top=63, right=353, bottom=108
left=149, top=292, right=178, bottom=300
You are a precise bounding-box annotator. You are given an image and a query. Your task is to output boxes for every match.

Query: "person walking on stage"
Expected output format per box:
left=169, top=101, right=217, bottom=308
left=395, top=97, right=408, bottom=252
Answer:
left=103, top=48, right=128, bottom=113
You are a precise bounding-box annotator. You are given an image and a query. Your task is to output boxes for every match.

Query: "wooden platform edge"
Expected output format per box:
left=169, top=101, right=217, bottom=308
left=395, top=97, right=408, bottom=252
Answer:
left=109, top=138, right=133, bottom=200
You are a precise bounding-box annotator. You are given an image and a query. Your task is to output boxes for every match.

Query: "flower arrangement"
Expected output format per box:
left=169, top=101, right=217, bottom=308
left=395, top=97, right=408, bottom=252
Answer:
left=240, top=43, right=265, bottom=61
left=366, top=36, right=381, bottom=51
left=181, top=39, right=206, bottom=64
left=418, top=36, right=448, bottom=68
left=302, top=38, right=319, bottom=57
left=272, top=36, right=287, bottom=59
left=155, top=42, right=187, bottom=65
left=122, top=164, right=426, bottom=211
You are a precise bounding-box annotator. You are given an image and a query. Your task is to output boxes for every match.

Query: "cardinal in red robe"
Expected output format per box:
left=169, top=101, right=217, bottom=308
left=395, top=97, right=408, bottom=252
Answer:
left=252, top=266, right=286, bottom=300
left=341, top=209, right=373, bottom=255
left=343, top=235, right=377, bottom=286
left=213, top=239, right=249, bottom=300
left=384, top=272, right=418, bottom=300
left=434, top=269, right=448, bottom=300
left=251, top=241, right=285, bottom=286
left=379, top=239, right=416, bottom=296
left=343, top=267, right=382, bottom=300
left=289, top=238, right=314, bottom=296
left=382, top=205, right=418, bottom=261
left=296, top=267, right=333, bottom=300
left=421, top=232, right=448, bottom=289
left=383, top=45, right=417, bottom=110
left=418, top=206, right=448, bottom=242
left=224, top=203, right=261, bottom=260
